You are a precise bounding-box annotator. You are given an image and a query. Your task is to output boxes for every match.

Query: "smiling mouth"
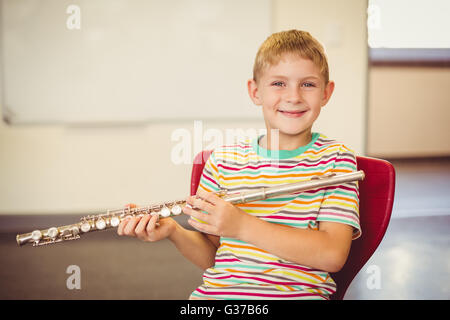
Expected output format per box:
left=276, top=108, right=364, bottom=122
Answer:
left=278, top=110, right=307, bottom=117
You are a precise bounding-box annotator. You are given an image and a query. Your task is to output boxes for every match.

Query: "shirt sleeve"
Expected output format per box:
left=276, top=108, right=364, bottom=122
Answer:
left=317, top=144, right=361, bottom=240
left=197, top=151, right=221, bottom=194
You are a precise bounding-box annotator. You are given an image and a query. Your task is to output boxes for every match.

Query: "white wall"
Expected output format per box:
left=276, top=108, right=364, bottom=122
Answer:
left=0, top=0, right=368, bottom=215
left=2, top=0, right=270, bottom=123
left=367, top=66, right=450, bottom=157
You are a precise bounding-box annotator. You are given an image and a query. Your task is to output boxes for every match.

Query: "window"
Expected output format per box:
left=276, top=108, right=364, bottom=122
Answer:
left=367, top=0, right=450, bottom=66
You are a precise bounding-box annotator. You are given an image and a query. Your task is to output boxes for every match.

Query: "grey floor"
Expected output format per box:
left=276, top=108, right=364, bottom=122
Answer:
left=0, top=158, right=449, bottom=300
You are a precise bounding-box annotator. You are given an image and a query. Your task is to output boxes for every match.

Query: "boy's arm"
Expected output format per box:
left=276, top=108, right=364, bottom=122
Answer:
left=184, top=190, right=353, bottom=273
left=237, top=215, right=353, bottom=273
left=168, top=223, right=219, bottom=270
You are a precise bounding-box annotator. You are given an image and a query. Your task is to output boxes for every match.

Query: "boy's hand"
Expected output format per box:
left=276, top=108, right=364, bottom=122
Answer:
left=117, top=204, right=177, bottom=242
left=183, top=189, right=249, bottom=239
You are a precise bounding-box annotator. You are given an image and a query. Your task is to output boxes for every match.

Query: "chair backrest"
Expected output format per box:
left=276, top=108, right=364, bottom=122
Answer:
left=330, top=156, right=395, bottom=299
left=190, top=150, right=396, bottom=300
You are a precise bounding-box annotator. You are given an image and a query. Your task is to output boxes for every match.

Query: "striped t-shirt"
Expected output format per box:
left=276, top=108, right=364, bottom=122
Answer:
left=190, top=132, right=361, bottom=300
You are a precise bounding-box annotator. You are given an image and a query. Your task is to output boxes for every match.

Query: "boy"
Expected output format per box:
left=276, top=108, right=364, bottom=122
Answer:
left=118, top=30, right=361, bottom=300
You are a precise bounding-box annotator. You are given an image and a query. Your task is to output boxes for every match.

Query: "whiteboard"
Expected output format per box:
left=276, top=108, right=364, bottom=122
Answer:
left=1, top=0, right=270, bottom=124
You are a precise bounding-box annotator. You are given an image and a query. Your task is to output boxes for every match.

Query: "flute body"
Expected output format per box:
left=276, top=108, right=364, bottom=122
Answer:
left=16, top=170, right=364, bottom=247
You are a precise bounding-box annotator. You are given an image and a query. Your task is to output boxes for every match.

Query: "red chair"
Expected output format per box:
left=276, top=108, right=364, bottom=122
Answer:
left=190, top=150, right=395, bottom=300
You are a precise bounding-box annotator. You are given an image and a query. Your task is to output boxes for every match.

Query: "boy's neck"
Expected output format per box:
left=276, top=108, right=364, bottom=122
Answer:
left=260, top=131, right=313, bottom=151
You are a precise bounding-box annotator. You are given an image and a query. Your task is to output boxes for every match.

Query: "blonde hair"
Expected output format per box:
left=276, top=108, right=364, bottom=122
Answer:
left=253, top=30, right=329, bottom=84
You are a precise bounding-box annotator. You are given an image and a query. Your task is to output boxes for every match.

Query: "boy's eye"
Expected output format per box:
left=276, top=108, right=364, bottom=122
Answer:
left=271, top=81, right=317, bottom=88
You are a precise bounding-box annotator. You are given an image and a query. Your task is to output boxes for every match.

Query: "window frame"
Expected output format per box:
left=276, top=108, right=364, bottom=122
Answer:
left=369, top=48, right=450, bottom=67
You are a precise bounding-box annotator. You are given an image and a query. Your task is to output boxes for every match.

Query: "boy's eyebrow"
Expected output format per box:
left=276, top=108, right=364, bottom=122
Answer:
left=268, top=75, right=321, bottom=81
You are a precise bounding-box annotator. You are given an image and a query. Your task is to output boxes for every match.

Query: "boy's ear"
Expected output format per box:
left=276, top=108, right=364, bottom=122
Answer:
left=247, top=79, right=262, bottom=105
left=321, top=80, right=335, bottom=107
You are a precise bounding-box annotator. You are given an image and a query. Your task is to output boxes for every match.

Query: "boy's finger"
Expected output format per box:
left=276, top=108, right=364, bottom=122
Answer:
left=135, top=214, right=151, bottom=236
left=188, top=217, right=216, bottom=235
left=183, top=205, right=211, bottom=224
left=146, top=213, right=159, bottom=233
left=123, top=216, right=141, bottom=236
left=191, top=196, right=215, bottom=213
left=117, top=218, right=130, bottom=236
left=196, top=189, right=221, bottom=205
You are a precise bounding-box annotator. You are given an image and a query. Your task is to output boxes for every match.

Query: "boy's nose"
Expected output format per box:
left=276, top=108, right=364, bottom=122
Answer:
left=285, top=87, right=303, bottom=104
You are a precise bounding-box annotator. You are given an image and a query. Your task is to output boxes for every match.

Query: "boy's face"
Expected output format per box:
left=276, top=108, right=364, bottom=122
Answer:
left=248, top=53, right=334, bottom=146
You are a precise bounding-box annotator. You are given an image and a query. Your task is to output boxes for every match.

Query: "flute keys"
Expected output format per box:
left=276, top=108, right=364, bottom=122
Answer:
left=110, top=216, right=120, bottom=227
left=71, top=226, right=80, bottom=236
left=171, top=205, right=182, bottom=216
left=47, top=227, right=59, bottom=239
left=160, top=206, right=171, bottom=218
left=80, top=222, right=91, bottom=233
left=61, top=226, right=79, bottom=238
left=31, top=230, right=42, bottom=241
left=95, top=218, right=106, bottom=230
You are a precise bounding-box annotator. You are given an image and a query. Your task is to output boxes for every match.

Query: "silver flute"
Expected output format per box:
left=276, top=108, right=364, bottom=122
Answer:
left=16, top=171, right=364, bottom=247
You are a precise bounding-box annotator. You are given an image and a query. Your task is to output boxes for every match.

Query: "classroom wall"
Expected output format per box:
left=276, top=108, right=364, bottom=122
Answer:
left=367, top=66, right=450, bottom=158
left=0, top=0, right=368, bottom=215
